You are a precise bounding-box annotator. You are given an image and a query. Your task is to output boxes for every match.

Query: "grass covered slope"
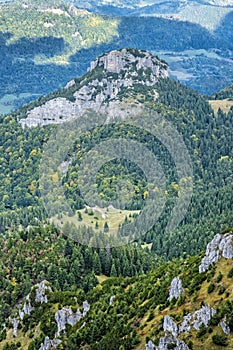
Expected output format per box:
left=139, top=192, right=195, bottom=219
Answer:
left=209, top=83, right=233, bottom=114
left=1, top=229, right=233, bottom=350
left=0, top=49, right=232, bottom=261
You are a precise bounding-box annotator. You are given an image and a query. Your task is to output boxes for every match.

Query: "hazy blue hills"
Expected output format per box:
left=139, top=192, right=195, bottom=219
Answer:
left=0, top=0, right=232, bottom=114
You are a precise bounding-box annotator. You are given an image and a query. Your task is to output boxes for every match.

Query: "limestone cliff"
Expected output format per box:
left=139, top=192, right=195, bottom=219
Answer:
left=199, top=232, right=233, bottom=273
left=19, top=49, right=168, bottom=128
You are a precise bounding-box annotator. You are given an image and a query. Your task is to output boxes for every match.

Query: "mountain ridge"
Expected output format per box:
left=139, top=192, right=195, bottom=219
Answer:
left=0, top=0, right=233, bottom=114
left=1, top=229, right=233, bottom=349
left=19, top=48, right=168, bottom=128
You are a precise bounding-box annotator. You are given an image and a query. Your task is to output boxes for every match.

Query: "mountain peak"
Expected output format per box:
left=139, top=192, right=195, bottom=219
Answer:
left=19, top=49, right=168, bottom=128
left=89, top=48, right=168, bottom=76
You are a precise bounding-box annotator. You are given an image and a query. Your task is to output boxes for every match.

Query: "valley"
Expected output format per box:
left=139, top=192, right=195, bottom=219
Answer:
left=0, top=1, right=232, bottom=349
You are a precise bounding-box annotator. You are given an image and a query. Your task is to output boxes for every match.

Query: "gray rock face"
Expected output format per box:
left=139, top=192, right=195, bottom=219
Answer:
left=179, top=305, right=216, bottom=333
left=168, top=277, right=184, bottom=301
left=19, top=49, right=168, bottom=128
left=55, top=301, right=90, bottom=337
left=89, top=49, right=168, bottom=77
left=146, top=340, right=156, bottom=350
left=19, top=280, right=51, bottom=320
left=83, top=300, right=90, bottom=316
left=35, top=280, right=52, bottom=304
left=220, top=317, right=231, bottom=335
left=9, top=318, right=19, bottom=337
left=156, top=334, right=189, bottom=350
left=19, top=295, right=34, bottom=320
left=110, top=295, right=115, bottom=306
left=55, top=307, right=82, bottom=337
left=163, top=316, right=178, bottom=337
left=156, top=305, right=216, bottom=349
left=39, top=336, right=62, bottom=350
left=199, top=233, right=233, bottom=273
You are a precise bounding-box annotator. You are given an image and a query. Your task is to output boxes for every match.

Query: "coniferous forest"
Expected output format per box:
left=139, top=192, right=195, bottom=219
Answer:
left=0, top=1, right=232, bottom=349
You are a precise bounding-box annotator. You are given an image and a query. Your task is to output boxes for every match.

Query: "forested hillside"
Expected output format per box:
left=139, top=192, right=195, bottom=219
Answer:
left=0, top=49, right=232, bottom=260
left=212, top=84, right=233, bottom=100
left=1, top=229, right=233, bottom=350
left=0, top=2, right=232, bottom=350
left=0, top=223, right=160, bottom=325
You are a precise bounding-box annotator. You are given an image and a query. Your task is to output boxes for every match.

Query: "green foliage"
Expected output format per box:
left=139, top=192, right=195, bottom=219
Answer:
left=227, top=268, right=233, bottom=278
left=207, top=282, right=215, bottom=294
left=212, top=334, right=228, bottom=346
left=0, top=223, right=159, bottom=323
left=196, top=323, right=207, bottom=338
left=212, top=84, right=233, bottom=100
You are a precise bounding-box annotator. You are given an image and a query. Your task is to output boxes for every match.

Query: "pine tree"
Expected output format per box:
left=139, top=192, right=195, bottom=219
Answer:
left=104, top=222, right=109, bottom=233
left=93, top=252, right=101, bottom=275
left=110, top=262, right=117, bottom=277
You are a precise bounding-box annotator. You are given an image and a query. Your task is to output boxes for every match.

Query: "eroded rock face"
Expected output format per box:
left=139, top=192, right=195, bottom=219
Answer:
left=19, top=280, right=52, bottom=320
left=163, top=316, right=178, bottom=337
left=83, top=300, right=90, bottom=316
left=110, top=295, right=116, bottom=306
left=156, top=334, right=189, bottom=350
left=9, top=318, right=19, bottom=337
left=35, top=280, right=52, bottom=304
left=168, top=277, right=184, bottom=301
left=179, top=305, right=216, bottom=333
left=55, top=301, right=90, bottom=337
left=199, top=233, right=233, bottom=273
left=220, top=317, right=231, bottom=335
left=39, top=336, right=62, bottom=350
left=19, top=49, right=168, bottom=128
left=146, top=340, right=156, bottom=350
left=89, top=49, right=168, bottom=77
left=19, top=295, right=34, bottom=320
left=156, top=305, right=216, bottom=349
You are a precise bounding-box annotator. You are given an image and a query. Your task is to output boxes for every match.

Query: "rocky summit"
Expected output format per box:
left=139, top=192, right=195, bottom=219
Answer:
left=19, top=48, right=168, bottom=128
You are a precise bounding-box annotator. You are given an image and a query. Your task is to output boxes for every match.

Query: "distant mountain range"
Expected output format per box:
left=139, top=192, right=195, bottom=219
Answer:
left=75, top=0, right=233, bottom=19
left=0, top=0, right=232, bottom=114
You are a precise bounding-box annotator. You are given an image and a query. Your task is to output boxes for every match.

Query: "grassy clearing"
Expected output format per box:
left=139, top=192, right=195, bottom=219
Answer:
left=209, top=99, right=233, bottom=115
left=96, top=275, right=109, bottom=284
left=53, top=205, right=140, bottom=234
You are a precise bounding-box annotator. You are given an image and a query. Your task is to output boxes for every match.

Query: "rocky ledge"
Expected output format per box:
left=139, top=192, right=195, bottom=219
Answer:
left=19, top=49, right=168, bottom=128
left=199, top=232, right=233, bottom=273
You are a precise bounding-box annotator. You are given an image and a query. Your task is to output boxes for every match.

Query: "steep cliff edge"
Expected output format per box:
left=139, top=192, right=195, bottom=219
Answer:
left=19, top=48, right=168, bottom=128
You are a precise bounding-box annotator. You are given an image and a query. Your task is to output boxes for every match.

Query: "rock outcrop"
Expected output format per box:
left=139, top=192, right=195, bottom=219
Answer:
left=168, top=277, right=184, bottom=301
left=163, top=316, right=178, bottom=337
left=179, top=305, right=216, bottom=333
left=19, top=49, right=168, bottom=128
left=19, top=280, right=51, bottom=320
left=156, top=305, right=216, bottom=349
left=156, top=334, right=189, bottom=350
left=220, top=317, right=231, bottom=335
left=55, top=301, right=90, bottom=337
left=146, top=340, right=156, bottom=349
left=35, top=280, right=52, bottom=303
left=83, top=300, right=90, bottom=316
left=39, top=336, right=62, bottom=350
left=89, top=49, right=168, bottom=77
left=199, top=232, right=233, bottom=273
left=9, top=318, right=19, bottom=337
left=110, top=295, right=116, bottom=306
left=55, top=307, right=82, bottom=337
left=19, top=295, right=34, bottom=320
